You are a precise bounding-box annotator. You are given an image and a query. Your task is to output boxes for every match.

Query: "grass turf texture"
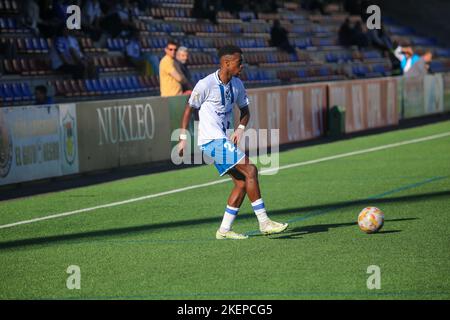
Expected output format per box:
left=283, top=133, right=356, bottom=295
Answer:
left=0, top=121, right=449, bottom=300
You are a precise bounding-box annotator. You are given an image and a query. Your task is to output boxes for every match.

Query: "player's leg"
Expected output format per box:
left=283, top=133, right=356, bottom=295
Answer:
left=234, top=157, right=288, bottom=235
left=226, top=169, right=247, bottom=208
left=216, top=169, right=248, bottom=240
left=233, top=160, right=260, bottom=201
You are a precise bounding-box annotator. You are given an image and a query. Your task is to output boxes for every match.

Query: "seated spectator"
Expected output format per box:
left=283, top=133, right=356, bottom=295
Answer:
left=174, top=47, right=194, bottom=94
left=192, top=0, right=218, bottom=24
left=351, top=21, right=369, bottom=48
left=367, top=23, right=393, bottom=52
left=22, top=0, right=41, bottom=35
left=338, top=18, right=353, bottom=46
left=37, top=0, right=66, bottom=38
left=101, top=0, right=138, bottom=38
left=394, top=45, right=433, bottom=77
left=49, top=28, right=91, bottom=80
left=159, top=40, right=184, bottom=97
left=82, top=0, right=103, bottom=41
left=270, top=20, right=295, bottom=54
left=34, top=85, right=54, bottom=105
left=124, top=28, right=155, bottom=76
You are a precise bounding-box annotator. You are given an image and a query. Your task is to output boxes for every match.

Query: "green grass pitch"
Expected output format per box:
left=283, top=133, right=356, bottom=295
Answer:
left=0, top=120, right=449, bottom=300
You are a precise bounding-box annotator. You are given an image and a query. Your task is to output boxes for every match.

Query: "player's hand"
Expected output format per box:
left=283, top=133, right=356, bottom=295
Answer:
left=178, top=139, right=187, bottom=157
left=230, top=128, right=244, bottom=145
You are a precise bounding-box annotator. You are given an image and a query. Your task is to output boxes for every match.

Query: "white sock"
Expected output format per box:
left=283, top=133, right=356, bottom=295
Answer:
left=219, top=205, right=239, bottom=233
left=251, top=199, right=269, bottom=224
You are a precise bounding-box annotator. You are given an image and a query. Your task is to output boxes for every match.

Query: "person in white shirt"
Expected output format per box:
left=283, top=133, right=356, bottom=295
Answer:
left=177, top=45, right=288, bottom=240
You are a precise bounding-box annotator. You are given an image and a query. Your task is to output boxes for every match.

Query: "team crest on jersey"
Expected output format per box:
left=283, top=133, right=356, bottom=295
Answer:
left=225, top=89, right=231, bottom=101
left=62, top=111, right=76, bottom=165
left=191, top=91, right=201, bottom=105
left=0, top=113, right=13, bottom=178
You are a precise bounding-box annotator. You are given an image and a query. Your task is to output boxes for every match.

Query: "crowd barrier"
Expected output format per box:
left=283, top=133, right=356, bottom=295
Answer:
left=0, top=104, right=78, bottom=185
left=400, top=73, right=448, bottom=119
left=1, top=73, right=449, bottom=186
left=328, top=77, right=398, bottom=133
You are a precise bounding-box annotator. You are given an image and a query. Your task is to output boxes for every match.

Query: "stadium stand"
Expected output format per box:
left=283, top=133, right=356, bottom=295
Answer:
left=1, top=0, right=450, bottom=107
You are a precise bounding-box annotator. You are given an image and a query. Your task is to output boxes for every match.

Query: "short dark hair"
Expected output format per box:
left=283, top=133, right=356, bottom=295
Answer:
left=35, top=85, right=47, bottom=95
left=218, top=45, right=242, bottom=58
left=166, top=39, right=178, bottom=48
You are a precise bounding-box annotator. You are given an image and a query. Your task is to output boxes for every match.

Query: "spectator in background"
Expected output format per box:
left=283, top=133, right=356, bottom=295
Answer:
left=338, top=18, right=353, bottom=46
left=34, top=85, right=54, bottom=105
left=367, top=23, right=393, bottom=52
left=36, top=0, right=65, bottom=38
left=22, top=0, right=41, bottom=35
left=270, top=19, right=295, bottom=54
left=351, top=21, right=369, bottom=48
left=192, top=0, right=218, bottom=24
left=100, top=0, right=138, bottom=38
left=174, top=46, right=194, bottom=94
left=159, top=40, right=184, bottom=97
left=394, top=45, right=433, bottom=77
left=82, top=0, right=103, bottom=41
left=49, top=28, right=90, bottom=79
left=124, top=28, right=156, bottom=76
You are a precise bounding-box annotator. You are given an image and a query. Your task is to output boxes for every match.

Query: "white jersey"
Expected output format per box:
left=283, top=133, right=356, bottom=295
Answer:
left=188, top=70, right=250, bottom=146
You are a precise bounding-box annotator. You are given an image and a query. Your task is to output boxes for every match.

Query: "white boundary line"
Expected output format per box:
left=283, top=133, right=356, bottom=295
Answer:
left=1, top=131, right=449, bottom=230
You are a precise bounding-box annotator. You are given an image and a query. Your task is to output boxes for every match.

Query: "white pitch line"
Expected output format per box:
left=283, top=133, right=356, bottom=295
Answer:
left=1, top=131, right=449, bottom=230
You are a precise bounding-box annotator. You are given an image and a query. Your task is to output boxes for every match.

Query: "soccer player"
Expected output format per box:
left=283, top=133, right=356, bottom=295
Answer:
left=177, top=45, right=288, bottom=240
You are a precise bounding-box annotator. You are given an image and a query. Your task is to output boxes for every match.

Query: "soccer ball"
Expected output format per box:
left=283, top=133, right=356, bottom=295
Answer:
left=358, top=207, right=384, bottom=233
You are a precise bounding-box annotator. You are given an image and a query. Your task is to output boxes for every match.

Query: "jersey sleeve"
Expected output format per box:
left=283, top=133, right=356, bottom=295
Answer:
left=393, top=46, right=404, bottom=61
left=188, top=80, right=207, bottom=109
left=235, top=79, right=250, bottom=108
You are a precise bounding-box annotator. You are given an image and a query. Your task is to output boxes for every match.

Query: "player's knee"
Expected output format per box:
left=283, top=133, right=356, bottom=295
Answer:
left=235, top=179, right=246, bottom=191
left=247, top=164, right=258, bottom=179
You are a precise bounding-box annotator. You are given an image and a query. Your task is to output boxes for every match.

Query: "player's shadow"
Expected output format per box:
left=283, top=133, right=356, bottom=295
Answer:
left=263, top=218, right=412, bottom=240
left=0, top=189, right=445, bottom=250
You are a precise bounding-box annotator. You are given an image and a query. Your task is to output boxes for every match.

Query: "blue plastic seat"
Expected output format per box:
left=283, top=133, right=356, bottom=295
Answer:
left=108, top=78, right=121, bottom=93
left=117, top=77, right=130, bottom=93
left=85, top=79, right=95, bottom=93
left=97, top=79, right=109, bottom=94
left=11, top=83, right=24, bottom=101
left=91, top=79, right=102, bottom=94
left=20, top=83, right=33, bottom=100
left=130, top=77, right=144, bottom=92
left=298, top=69, right=307, bottom=78
left=319, top=67, right=330, bottom=77
left=104, top=79, right=117, bottom=94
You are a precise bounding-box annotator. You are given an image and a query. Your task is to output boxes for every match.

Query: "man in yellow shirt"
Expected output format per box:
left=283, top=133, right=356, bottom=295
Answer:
left=159, top=40, right=184, bottom=97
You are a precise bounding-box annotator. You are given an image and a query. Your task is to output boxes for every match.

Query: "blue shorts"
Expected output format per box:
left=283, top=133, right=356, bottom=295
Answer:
left=201, top=139, right=246, bottom=176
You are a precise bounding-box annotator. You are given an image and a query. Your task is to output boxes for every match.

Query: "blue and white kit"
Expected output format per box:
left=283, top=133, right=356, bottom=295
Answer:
left=188, top=70, right=249, bottom=176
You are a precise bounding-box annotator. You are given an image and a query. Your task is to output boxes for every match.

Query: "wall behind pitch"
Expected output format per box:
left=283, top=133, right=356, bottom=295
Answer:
left=400, top=74, right=445, bottom=119
left=328, top=77, right=398, bottom=133
left=0, top=104, right=79, bottom=186
left=235, top=83, right=327, bottom=146
left=76, top=97, right=171, bottom=173
left=441, top=73, right=450, bottom=112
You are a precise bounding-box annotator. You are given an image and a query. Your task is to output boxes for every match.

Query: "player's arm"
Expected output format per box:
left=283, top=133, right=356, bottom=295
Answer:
left=178, top=82, right=205, bottom=156
left=230, top=105, right=249, bottom=145
left=177, top=104, right=192, bottom=157
left=231, top=80, right=250, bottom=145
left=170, top=69, right=184, bottom=83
